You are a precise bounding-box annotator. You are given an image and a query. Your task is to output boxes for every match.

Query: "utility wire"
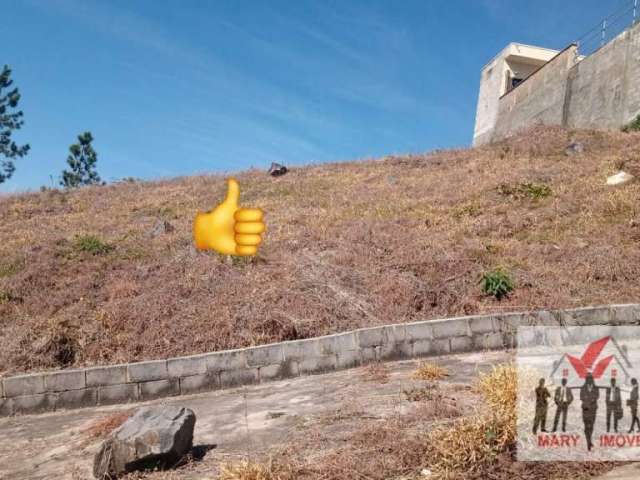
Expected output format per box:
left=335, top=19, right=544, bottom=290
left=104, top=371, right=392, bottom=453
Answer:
left=574, top=0, right=635, bottom=44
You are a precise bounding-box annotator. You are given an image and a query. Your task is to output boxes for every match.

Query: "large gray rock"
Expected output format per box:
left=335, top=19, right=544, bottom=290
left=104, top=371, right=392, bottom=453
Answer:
left=93, top=406, right=196, bottom=479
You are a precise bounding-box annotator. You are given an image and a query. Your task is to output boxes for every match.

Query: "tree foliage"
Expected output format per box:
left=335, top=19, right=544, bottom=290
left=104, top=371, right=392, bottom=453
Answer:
left=0, top=65, right=30, bottom=184
left=61, top=131, right=102, bottom=188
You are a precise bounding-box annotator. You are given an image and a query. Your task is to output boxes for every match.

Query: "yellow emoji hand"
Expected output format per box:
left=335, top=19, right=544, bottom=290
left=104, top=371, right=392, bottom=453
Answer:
left=193, top=178, right=265, bottom=256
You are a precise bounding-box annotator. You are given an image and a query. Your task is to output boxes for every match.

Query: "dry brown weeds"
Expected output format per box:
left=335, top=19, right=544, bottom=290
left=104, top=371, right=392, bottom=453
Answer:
left=1, top=126, right=640, bottom=374
left=411, top=362, right=450, bottom=381
left=84, top=410, right=132, bottom=439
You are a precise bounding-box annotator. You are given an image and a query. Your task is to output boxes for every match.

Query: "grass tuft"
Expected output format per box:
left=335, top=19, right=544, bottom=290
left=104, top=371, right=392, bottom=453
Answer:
left=73, top=234, right=113, bottom=255
left=218, top=459, right=294, bottom=480
left=497, top=182, right=552, bottom=200
left=411, top=362, right=449, bottom=381
left=424, top=364, right=518, bottom=478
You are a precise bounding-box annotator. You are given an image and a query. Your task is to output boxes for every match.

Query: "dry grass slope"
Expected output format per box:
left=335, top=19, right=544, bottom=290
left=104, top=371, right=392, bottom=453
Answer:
left=1, top=126, right=640, bottom=375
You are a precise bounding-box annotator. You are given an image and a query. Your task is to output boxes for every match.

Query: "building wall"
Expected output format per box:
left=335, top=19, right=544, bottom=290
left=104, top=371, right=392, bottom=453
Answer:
left=474, top=21, right=640, bottom=145
left=473, top=54, right=508, bottom=143
left=492, top=45, right=578, bottom=141
left=564, top=22, right=640, bottom=129
left=473, top=44, right=559, bottom=146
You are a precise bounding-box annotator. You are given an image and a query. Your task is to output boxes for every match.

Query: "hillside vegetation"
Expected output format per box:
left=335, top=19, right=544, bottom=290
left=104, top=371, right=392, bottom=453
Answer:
left=1, top=126, right=639, bottom=375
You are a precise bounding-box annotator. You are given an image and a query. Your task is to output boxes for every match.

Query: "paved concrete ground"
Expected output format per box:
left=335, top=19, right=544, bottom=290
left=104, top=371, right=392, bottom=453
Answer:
left=0, top=350, right=632, bottom=479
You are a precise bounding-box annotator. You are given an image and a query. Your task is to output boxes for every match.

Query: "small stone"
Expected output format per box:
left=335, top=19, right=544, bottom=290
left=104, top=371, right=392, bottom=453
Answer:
left=606, top=171, right=634, bottom=186
left=268, top=162, right=288, bottom=177
left=93, top=406, right=196, bottom=479
left=565, top=141, right=584, bottom=156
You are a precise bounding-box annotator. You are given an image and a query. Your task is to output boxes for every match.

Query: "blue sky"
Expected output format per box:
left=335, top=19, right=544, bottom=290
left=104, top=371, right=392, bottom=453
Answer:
left=0, top=0, right=627, bottom=191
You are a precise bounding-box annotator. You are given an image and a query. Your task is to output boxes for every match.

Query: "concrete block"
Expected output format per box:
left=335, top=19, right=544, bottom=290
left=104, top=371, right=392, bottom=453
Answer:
left=97, top=384, right=139, bottom=405
left=0, top=398, right=14, bottom=416
left=389, top=324, right=408, bottom=342
left=332, top=332, right=359, bottom=351
left=220, top=368, right=259, bottom=388
left=360, top=347, right=377, bottom=364
left=259, top=364, right=289, bottom=382
left=314, top=334, right=354, bottom=355
left=378, top=340, right=413, bottom=360
left=86, top=365, right=127, bottom=387
left=179, top=374, right=218, bottom=395
left=357, top=327, right=386, bottom=348
left=3, top=374, right=45, bottom=397
left=206, top=350, right=247, bottom=372
left=44, top=370, right=86, bottom=392
left=432, top=338, right=451, bottom=355
left=140, top=379, right=180, bottom=399
left=281, top=341, right=303, bottom=361
left=246, top=344, right=284, bottom=367
left=610, top=304, right=640, bottom=324
left=528, top=310, right=561, bottom=326
left=468, top=315, right=496, bottom=335
left=405, top=321, right=434, bottom=342
left=494, top=313, right=525, bottom=332
left=56, top=388, right=98, bottom=410
left=503, top=332, right=517, bottom=349
left=336, top=349, right=362, bottom=369
left=431, top=318, right=471, bottom=339
left=412, top=339, right=433, bottom=357
left=298, top=355, right=337, bottom=375
left=562, top=306, right=612, bottom=326
left=280, top=358, right=300, bottom=378
left=450, top=336, right=473, bottom=353
left=473, top=332, right=505, bottom=350
left=127, top=360, right=168, bottom=383
left=284, top=338, right=322, bottom=360
left=168, top=354, right=208, bottom=378
left=12, top=393, right=56, bottom=414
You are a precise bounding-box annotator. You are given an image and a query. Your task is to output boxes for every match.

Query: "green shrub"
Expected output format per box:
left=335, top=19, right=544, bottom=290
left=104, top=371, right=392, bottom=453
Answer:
left=73, top=234, right=113, bottom=255
left=481, top=268, right=514, bottom=300
left=622, top=114, right=640, bottom=132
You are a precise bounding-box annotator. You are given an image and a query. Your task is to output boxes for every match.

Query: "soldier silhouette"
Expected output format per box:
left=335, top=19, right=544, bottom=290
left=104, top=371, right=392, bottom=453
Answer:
left=628, top=378, right=640, bottom=433
left=552, top=378, right=573, bottom=432
left=580, top=373, right=599, bottom=451
left=605, top=378, right=623, bottom=433
left=533, top=378, right=550, bottom=434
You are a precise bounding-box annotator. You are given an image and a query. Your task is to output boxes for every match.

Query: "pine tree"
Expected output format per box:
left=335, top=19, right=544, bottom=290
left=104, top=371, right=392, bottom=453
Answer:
left=60, top=132, right=102, bottom=188
left=0, top=65, right=30, bottom=184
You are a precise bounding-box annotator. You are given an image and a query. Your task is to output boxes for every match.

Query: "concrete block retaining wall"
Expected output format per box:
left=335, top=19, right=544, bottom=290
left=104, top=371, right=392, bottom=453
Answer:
left=1, top=304, right=638, bottom=416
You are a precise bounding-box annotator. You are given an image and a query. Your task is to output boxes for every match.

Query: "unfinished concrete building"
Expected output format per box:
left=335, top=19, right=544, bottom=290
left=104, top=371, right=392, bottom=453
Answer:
left=473, top=20, right=640, bottom=145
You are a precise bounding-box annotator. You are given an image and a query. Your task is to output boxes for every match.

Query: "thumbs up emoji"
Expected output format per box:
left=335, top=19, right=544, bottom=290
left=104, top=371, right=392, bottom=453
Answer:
left=193, top=178, right=265, bottom=256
